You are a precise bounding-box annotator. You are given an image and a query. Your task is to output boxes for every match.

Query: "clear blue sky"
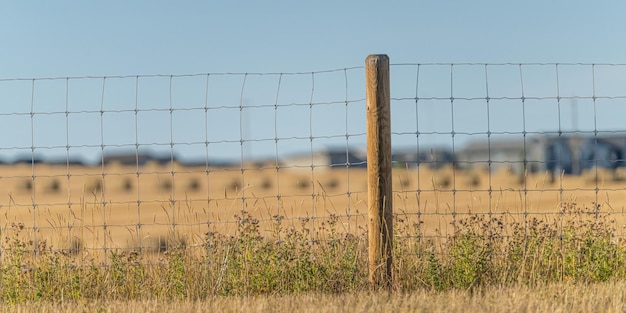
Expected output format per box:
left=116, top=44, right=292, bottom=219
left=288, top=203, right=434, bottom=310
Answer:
left=2, top=1, right=626, bottom=164
left=4, top=1, right=626, bottom=76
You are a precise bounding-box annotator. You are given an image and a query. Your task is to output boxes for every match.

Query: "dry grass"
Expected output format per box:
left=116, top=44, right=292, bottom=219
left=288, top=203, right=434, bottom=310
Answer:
left=2, top=281, right=626, bottom=313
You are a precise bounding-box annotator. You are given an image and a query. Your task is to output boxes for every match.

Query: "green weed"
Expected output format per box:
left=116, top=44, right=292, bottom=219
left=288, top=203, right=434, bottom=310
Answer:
left=0, top=202, right=625, bottom=302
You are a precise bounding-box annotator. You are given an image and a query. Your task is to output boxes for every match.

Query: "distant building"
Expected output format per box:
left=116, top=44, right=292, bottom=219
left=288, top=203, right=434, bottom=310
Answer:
left=178, top=157, right=239, bottom=168
left=393, top=147, right=454, bottom=169
left=102, top=150, right=175, bottom=166
left=279, top=147, right=366, bottom=170
left=529, top=134, right=623, bottom=175
left=456, top=137, right=532, bottom=173
left=457, top=133, right=626, bottom=175
left=45, top=157, right=86, bottom=166
left=578, top=136, right=625, bottom=171
left=11, top=154, right=45, bottom=165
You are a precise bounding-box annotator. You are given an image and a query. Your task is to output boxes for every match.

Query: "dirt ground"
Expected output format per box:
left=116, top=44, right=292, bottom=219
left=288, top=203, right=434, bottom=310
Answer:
left=1, top=162, right=626, bottom=255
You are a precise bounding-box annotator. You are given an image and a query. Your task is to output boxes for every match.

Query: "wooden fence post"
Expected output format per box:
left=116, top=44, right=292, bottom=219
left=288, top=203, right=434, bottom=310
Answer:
left=365, top=54, right=393, bottom=289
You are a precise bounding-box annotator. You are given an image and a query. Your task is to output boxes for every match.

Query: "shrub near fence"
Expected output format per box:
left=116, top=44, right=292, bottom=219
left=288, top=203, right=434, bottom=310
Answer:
left=1, top=58, right=626, bottom=298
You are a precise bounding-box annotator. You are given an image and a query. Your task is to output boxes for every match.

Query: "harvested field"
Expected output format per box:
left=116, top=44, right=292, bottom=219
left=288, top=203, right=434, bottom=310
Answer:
left=1, top=163, right=626, bottom=256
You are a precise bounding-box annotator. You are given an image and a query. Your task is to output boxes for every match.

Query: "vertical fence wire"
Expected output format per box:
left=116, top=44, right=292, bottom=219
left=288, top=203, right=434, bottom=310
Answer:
left=168, top=75, right=176, bottom=235
left=1, top=63, right=626, bottom=264
left=99, top=77, right=107, bottom=263
left=449, top=64, right=458, bottom=232
left=414, top=64, right=422, bottom=244
left=591, top=64, right=600, bottom=219
left=134, top=75, right=142, bottom=254
left=308, top=72, right=316, bottom=242
left=518, top=64, right=528, bottom=229
left=344, top=68, right=352, bottom=234
left=484, top=65, right=493, bottom=218
left=29, top=79, right=37, bottom=256
left=239, top=74, right=248, bottom=219
left=273, top=73, right=283, bottom=241
left=203, top=74, right=211, bottom=240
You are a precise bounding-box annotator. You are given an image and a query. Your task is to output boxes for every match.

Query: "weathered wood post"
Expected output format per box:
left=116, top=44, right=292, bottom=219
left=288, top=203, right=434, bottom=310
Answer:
left=365, top=54, right=393, bottom=289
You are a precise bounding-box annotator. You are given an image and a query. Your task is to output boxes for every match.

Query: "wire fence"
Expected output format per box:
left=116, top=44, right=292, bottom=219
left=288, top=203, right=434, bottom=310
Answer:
left=2, top=62, right=626, bottom=261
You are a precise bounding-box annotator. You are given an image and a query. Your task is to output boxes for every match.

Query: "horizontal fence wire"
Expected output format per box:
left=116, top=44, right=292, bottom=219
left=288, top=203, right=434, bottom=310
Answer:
left=0, top=67, right=369, bottom=264
left=0, top=63, right=625, bottom=263
left=391, top=63, right=626, bottom=255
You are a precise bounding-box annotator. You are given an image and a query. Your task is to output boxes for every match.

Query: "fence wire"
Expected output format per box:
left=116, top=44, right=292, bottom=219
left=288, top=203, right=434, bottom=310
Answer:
left=392, top=63, right=626, bottom=246
left=1, top=63, right=626, bottom=261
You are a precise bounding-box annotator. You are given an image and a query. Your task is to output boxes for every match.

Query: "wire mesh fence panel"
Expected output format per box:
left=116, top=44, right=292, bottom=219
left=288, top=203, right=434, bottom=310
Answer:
left=391, top=63, right=626, bottom=251
left=0, top=69, right=369, bottom=262
left=1, top=62, right=626, bottom=264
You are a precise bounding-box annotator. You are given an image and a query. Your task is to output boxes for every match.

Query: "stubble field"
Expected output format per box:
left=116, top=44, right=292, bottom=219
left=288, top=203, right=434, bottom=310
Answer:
left=2, top=163, right=626, bottom=311
left=2, top=162, right=626, bottom=253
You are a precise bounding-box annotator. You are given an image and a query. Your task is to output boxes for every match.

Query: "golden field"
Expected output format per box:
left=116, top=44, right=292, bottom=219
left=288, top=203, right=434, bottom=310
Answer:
left=1, top=162, right=626, bottom=254
left=2, top=162, right=626, bottom=310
